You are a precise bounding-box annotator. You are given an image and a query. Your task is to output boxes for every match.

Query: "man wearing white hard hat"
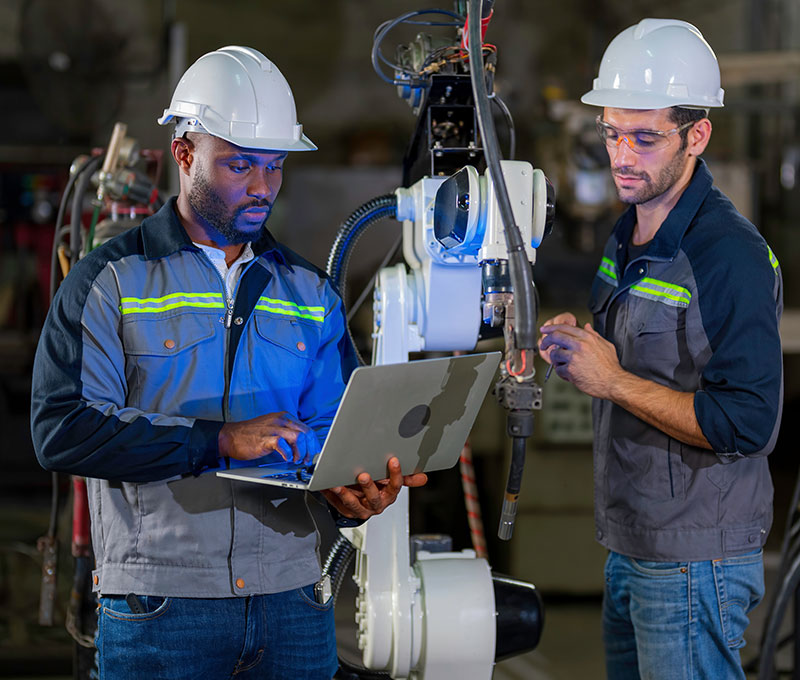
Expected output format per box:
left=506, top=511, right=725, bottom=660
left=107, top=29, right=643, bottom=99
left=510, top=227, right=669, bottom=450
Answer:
left=31, top=46, right=426, bottom=678
left=539, top=20, right=783, bottom=679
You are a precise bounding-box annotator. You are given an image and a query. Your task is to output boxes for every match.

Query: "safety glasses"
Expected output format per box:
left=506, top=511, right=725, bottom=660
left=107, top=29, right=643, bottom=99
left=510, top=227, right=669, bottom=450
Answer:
left=595, top=115, right=696, bottom=154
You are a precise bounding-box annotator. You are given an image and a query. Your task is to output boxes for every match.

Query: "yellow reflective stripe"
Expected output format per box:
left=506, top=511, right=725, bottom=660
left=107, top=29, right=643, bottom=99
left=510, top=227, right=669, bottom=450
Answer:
left=121, top=300, right=226, bottom=315
left=639, top=277, right=691, bottom=302
left=768, top=245, right=779, bottom=271
left=120, top=292, right=225, bottom=315
left=254, top=304, right=324, bottom=322
left=256, top=297, right=325, bottom=322
left=631, top=285, right=690, bottom=305
left=120, top=292, right=223, bottom=304
left=631, top=278, right=691, bottom=306
left=598, top=256, right=617, bottom=281
left=257, top=296, right=324, bottom=314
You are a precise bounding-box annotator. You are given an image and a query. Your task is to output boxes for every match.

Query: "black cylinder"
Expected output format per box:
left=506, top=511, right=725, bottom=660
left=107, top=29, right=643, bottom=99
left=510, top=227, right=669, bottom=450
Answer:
left=492, top=572, right=544, bottom=661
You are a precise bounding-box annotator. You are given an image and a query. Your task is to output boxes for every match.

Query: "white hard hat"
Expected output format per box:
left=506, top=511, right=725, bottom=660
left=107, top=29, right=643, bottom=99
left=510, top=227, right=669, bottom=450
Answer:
left=158, top=45, right=316, bottom=151
left=581, top=19, right=724, bottom=110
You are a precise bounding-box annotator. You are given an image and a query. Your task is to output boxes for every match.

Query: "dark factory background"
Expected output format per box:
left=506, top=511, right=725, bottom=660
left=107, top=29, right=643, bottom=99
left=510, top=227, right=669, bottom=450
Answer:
left=1, top=1, right=799, bottom=678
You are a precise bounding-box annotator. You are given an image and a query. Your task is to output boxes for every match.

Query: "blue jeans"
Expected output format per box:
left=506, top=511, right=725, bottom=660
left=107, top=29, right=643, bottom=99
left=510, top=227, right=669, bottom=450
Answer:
left=602, top=550, right=764, bottom=680
left=96, top=585, right=337, bottom=679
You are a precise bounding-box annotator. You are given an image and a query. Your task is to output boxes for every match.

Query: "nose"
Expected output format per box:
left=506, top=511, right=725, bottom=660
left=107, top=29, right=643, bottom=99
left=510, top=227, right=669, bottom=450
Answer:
left=247, top=170, right=280, bottom=201
left=611, top=137, right=637, bottom=167
left=247, top=173, right=269, bottom=199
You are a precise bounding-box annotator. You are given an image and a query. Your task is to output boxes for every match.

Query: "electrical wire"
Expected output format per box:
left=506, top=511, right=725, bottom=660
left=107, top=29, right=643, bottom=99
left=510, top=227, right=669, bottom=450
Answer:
left=371, top=9, right=464, bottom=86
left=70, top=156, right=102, bottom=267
left=44, top=153, right=103, bottom=546
left=757, top=548, right=800, bottom=679
left=326, top=194, right=398, bottom=366
left=346, top=233, right=403, bottom=324
left=49, top=155, right=102, bottom=301
left=491, top=93, right=516, bottom=160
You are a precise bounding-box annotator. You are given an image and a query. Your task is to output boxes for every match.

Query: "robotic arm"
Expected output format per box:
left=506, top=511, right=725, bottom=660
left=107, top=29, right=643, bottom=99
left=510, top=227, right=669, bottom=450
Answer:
left=328, top=4, right=554, bottom=677
left=344, top=161, right=551, bottom=680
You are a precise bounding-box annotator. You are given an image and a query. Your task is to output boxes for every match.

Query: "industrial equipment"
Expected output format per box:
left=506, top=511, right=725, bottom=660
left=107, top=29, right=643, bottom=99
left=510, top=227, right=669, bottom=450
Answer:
left=38, top=123, right=162, bottom=677
left=325, top=2, right=552, bottom=677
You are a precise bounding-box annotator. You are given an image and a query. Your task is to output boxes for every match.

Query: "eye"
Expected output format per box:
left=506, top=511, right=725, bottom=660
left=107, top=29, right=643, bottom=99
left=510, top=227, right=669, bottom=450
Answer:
left=266, top=163, right=283, bottom=173
left=229, top=162, right=250, bottom=174
left=633, top=133, right=659, bottom=148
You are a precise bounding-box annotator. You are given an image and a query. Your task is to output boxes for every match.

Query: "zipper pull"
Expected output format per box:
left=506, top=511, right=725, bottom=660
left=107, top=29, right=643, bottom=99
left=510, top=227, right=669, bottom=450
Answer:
left=225, top=298, right=234, bottom=329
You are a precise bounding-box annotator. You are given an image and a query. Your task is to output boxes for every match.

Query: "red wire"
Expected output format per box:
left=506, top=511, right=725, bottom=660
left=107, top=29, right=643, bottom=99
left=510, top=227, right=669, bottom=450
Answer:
left=505, top=351, right=527, bottom=377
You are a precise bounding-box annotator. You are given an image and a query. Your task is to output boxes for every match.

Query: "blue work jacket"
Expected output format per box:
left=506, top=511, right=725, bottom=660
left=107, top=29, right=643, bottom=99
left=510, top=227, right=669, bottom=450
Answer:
left=590, top=159, right=783, bottom=561
left=31, top=198, right=358, bottom=596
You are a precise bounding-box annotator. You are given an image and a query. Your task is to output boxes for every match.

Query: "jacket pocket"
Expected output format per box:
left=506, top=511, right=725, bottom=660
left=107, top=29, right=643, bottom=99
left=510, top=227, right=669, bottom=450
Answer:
left=253, top=313, right=320, bottom=359
left=121, top=311, right=221, bottom=414
left=628, top=298, right=689, bottom=386
left=136, top=474, right=233, bottom=567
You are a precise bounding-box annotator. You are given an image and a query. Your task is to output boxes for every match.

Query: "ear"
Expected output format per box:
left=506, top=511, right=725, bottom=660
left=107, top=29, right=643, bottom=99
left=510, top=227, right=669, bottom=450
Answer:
left=171, top=136, right=194, bottom=175
left=686, top=118, right=712, bottom=157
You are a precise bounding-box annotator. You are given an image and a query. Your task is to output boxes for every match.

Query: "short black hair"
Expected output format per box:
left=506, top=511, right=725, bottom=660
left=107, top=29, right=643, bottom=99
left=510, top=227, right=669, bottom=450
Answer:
left=667, top=107, right=708, bottom=150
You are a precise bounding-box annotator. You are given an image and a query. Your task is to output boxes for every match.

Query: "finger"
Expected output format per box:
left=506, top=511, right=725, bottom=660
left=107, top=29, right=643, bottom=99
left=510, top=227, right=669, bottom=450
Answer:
left=328, top=485, right=370, bottom=519
left=386, top=457, right=404, bottom=493
left=357, top=473, right=385, bottom=512
left=276, top=413, right=313, bottom=434
left=306, top=430, right=321, bottom=463
left=402, top=473, right=428, bottom=488
left=583, top=322, right=601, bottom=337
left=275, top=437, right=293, bottom=462
left=320, top=488, right=362, bottom=518
left=539, top=323, right=586, bottom=338
left=561, top=313, right=578, bottom=326
left=540, top=329, right=586, bottom=352
left=539, top=333, right=567, bottom=352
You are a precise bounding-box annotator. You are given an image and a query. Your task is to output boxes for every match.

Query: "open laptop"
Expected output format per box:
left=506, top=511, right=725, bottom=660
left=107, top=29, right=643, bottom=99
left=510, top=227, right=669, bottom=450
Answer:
left=216, top=352, right=501, bottom=491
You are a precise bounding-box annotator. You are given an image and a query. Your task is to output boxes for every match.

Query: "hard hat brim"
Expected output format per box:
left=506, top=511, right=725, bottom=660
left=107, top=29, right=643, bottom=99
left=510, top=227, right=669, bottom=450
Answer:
left=158, top=111, right=317, bottom=151
left=580, top=88, right=724, bottom=110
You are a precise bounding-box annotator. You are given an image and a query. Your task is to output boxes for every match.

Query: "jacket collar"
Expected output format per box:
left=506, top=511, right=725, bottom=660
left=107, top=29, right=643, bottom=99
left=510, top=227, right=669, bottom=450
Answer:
left=613, top=157, right=714, bottom=261
left=140, top=196, right=292, bottom=270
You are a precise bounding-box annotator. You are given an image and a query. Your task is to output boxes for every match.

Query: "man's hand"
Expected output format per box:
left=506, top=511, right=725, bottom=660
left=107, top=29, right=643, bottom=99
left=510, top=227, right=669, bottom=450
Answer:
left=321, top=457, right=428, bottom=521
left=539, top=321, right=623, bottom=399
left=218, top=412, right=320, bottom=464
left=537, top=312, right=578, bottom=366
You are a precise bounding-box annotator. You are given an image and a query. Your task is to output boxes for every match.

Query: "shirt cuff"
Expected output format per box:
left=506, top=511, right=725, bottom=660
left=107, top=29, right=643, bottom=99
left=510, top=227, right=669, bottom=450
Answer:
left=188, top=419, right=224, bottom=475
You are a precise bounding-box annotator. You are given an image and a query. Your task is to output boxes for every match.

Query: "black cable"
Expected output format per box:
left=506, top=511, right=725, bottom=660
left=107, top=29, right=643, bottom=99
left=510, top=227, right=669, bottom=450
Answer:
left=491, top=94, right=516, bottom=160
left=327, top=195, right=397, bottom=300
left=324, top=535, right=391, bottom=679
left=70, top=155, right=104, bottom=268
left=746, top=464, right=800, bottom=675
left=322, top=535, right=357, bottom=606
left=50, top=156, right=101, bottom=301
left=467, top=0, right=536, bottom=350
left=757, top=549, right=800, bottom=679
left=371, top=9, right=464, bottom=86
left=44, top=154, right=102, bottom=542
left=346, top=233, right=403, bottom=324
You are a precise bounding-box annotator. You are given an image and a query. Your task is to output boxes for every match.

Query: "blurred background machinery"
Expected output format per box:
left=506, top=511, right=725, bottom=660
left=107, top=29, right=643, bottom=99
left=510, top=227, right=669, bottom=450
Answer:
left=3, top=0, right=800, bottom=678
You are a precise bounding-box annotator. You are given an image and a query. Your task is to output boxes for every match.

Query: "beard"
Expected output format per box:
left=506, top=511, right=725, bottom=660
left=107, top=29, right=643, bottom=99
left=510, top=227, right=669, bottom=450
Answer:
left=612, top=145, right=689, bottom=205
left=187, top=165, right=273, bottom=245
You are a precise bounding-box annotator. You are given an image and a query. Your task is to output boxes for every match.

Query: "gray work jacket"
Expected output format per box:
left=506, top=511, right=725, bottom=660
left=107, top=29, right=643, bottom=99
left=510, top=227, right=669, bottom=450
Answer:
left=590, top=160, right=783, bottom=561
left=31, top=199, right=357, bottom=596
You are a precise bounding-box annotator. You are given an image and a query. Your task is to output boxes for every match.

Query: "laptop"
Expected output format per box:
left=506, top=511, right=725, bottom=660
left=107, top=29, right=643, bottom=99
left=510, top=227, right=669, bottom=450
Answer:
left=216, top=352, right=501, bottom=491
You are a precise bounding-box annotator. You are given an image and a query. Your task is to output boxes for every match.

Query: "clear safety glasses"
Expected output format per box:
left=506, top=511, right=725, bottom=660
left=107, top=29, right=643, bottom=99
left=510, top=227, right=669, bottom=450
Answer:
left=595, top=116, right=696, bottom=154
